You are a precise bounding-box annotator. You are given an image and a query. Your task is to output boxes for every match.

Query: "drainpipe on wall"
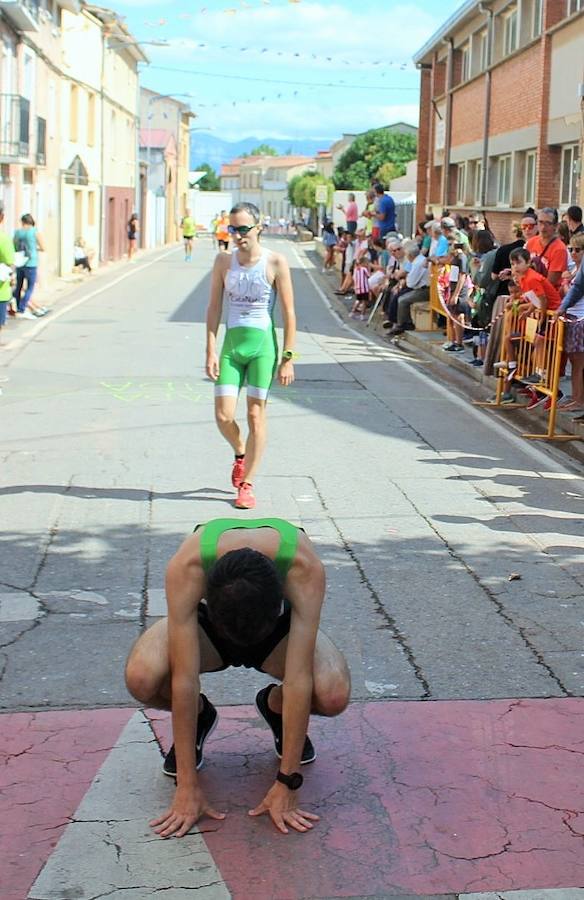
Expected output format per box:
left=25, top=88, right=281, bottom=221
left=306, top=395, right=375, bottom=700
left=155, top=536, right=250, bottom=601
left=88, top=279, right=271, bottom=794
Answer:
left=479, top=2, right=493, bottom=209
left=99, top=30, right=106, bottom=264
left=441, top=37, right=454, bottom=211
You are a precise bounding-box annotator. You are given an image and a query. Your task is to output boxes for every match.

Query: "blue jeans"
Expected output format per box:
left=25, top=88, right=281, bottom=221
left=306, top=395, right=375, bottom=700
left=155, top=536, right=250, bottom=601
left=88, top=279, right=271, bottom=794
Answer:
left=13, top=266, right=37, bottom=311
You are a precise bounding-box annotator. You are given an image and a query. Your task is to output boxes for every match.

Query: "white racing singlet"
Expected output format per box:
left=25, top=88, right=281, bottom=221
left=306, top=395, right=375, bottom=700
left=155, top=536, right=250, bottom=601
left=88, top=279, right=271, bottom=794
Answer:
left=224, top=248, right=277, bottom=331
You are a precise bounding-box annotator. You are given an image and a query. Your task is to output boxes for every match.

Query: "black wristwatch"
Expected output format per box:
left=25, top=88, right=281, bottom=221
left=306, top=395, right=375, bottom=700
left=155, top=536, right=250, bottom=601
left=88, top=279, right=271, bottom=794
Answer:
left=276, top=770, right=303, bottom=791
left=281, top=350, right=294, bottom=361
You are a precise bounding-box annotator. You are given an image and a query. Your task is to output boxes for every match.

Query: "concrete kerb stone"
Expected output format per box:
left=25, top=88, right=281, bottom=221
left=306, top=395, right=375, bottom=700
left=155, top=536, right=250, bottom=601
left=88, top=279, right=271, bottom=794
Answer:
left=303, top=243, right=584, bottom=462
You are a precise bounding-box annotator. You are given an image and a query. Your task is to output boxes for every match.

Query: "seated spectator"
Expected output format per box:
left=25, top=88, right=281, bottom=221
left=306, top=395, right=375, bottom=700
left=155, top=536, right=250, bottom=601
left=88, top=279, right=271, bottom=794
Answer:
left=427, top=221, right=449, bottom=261
left=380, top=240, right=406, bottom=327
left=74, top=237, right=92, bottom=273
left=565, top=205, right=584, bottom=238
left=354, top=227, right=370, bottom=262
left=385, top=241, right=430, bottom=336
left=418, top=220, right=433, bottom=256
left=503, top=248, right=561, bottom=402
left=525, top=207, right=568, bottom=289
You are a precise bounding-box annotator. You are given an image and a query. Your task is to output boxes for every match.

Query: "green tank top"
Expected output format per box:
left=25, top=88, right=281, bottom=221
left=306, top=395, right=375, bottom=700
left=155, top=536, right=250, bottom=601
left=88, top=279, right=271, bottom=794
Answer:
left=197, top=517, right=299, bottom=580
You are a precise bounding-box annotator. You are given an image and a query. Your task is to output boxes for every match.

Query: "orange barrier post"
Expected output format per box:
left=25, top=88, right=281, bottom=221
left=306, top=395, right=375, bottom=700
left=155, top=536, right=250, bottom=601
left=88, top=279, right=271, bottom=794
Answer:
left=429, top=263, right=442, bottom=329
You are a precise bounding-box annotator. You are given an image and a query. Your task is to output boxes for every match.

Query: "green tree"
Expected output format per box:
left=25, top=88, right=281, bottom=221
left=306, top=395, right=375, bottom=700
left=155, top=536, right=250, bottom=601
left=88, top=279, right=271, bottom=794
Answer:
left=289, top=171, right=334, bottom=210
left=333, top=129, right=417, bottom=190
left=196, top=163, right=220, bottom=191
left=244, top=143, right=278, bottom=157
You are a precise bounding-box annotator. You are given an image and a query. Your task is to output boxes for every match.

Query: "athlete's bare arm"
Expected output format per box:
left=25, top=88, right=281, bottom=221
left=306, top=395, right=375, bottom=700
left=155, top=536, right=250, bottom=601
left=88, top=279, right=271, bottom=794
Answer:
left=205, top=254, right=230, bottom=380
left=249, top=532, right=324, bottom=833
left=150, top=534, right=225, bottom=838
left=270, top=252, right=296, bottom=386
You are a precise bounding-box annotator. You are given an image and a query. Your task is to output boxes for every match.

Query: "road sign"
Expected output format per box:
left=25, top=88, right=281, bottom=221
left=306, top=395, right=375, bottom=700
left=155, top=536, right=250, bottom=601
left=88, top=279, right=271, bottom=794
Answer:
left=315, top=185, right=328, bottom=204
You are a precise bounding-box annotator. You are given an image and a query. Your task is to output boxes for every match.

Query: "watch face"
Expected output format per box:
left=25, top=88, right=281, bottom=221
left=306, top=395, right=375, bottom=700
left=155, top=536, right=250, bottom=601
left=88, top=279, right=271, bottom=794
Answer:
left=278, top=771, right=303, bottom=790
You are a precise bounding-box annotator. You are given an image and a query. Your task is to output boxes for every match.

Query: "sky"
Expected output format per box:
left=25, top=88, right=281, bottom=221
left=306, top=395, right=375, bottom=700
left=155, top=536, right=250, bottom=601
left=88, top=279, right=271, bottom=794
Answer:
left=114, top=0, right=465, bottom=143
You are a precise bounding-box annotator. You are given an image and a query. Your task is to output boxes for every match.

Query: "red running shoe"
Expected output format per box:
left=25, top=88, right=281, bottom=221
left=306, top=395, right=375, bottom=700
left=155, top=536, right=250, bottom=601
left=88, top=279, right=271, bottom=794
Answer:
left=235, top=482, right=256, bottom=509
left=526, top=390, right=546, bottom=410
left=231, top=456, right=245, bottom=488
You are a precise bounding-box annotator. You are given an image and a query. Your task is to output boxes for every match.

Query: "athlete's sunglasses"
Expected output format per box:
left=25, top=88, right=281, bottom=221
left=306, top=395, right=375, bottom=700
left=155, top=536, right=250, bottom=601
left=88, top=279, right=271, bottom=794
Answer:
left=228, top=224, right=258, bottom=236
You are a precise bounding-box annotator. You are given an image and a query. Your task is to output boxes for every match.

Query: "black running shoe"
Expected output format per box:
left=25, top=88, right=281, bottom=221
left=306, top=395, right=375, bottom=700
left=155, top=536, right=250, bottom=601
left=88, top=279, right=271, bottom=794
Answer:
left=162, top=693, right=218, bottom=777
left=255, top=683, right=316, bottom=765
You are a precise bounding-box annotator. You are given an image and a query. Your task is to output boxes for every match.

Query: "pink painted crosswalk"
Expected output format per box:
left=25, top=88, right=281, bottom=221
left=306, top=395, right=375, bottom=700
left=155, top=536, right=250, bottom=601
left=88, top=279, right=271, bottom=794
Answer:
left=3, top=699, right=584, bottom=899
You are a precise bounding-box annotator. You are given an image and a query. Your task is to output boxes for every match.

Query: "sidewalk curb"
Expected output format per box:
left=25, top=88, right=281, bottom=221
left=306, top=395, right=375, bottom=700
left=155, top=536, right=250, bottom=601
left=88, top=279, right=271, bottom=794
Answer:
left=297, top=243, right=584, bottom=471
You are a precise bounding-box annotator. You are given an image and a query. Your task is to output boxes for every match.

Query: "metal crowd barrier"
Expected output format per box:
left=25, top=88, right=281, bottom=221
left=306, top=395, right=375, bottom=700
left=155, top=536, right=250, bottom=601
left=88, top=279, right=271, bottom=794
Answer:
left=474, top=306, right=579, bottom=443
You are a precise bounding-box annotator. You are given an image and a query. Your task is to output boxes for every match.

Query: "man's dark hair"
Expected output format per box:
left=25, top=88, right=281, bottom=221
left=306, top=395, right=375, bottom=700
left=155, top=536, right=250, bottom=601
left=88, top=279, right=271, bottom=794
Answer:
left=567, top=205, right=583, bottom=224
left=374, top=183, right=385, bottom=195
left=206, top=548, right=283, bottom=646
left=230, top=202, right=261, bottom=224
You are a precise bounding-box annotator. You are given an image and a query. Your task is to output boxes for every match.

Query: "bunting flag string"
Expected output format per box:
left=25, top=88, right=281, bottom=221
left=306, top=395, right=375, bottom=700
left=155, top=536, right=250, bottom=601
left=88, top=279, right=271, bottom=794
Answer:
left=147, top=63, right=418, bottom=91
left=136, top=33, right=412, bottom=70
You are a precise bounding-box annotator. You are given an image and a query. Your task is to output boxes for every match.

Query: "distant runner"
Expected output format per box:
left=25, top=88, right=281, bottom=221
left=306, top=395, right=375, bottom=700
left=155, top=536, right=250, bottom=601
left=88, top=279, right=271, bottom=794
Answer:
left=124, top=517, right=350, bottom=837
left=181, top=209, right=196, bottom=261
left=205, top=202, right=297, bottom=509
left=215, top=211, right=230, bottom=251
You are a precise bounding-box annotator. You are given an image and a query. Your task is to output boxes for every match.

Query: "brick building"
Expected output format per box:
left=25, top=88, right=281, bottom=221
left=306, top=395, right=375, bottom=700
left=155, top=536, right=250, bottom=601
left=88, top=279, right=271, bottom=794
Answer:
left=413, top=0, right=584, bottom=242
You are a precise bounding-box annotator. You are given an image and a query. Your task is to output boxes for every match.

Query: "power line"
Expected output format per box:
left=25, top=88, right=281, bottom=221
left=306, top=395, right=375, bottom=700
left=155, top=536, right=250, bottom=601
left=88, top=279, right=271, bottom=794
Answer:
left=147, top=64, right=419, bottom=91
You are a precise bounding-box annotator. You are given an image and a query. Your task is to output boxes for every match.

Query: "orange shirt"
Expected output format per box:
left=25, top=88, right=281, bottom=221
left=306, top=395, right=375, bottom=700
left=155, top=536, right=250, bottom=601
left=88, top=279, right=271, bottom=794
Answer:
left=519, top=268, right=561, bottom=310
left=215, top=217, right=229, bottom=241
left=525, top=235, right=568, bottom=277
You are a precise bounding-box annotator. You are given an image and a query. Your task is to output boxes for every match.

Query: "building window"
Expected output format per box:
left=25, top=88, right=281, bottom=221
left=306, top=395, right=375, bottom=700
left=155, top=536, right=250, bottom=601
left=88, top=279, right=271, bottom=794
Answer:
left=478, top=29, right=488, bottom=71
left=460, top=42, right=470, bottom=82
left=531, top=0, right=543, bottom=37
left=36, top=117, right=46, bottom=166
left=473, top=159, right=483, bottom=205
left=567, top=0, right=583, bottom=14
left=497, top=155, right=512, bottom=206
left=87, top=93, right=96, bottom=147
left=23, top=168, right=34, bottom=185
left=561, top=144, right=580, bottom=206
left=525, top=151, right=536, bottom=205
left=70, top=84, right=79, bottom=142
left=503, top=6, right=518, bottom=56
left=456, top=162, right=466, bottom=205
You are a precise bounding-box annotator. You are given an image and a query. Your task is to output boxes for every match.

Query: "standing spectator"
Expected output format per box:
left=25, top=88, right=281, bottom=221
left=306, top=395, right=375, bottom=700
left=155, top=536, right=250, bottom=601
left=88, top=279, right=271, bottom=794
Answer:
left=441, top=216, right=470, bottom=254
left=565, top=205, right=584, bottom=238
left=337, top=193, right=359, bottom=235
left=334, top=231, right=356, bottom=296
left=13, top=214, right=46, bottom=319
left=556, top=234, right=584, bottom=413
left=321, top=221, right=338, bottom=271
left=127, top=213, right=139, bottom=260
left=525, top=207, right=568, bottom=288
left=215, top=211, right=230, bottom=250
left=0, top=201, right=14, bottom=340
left=361, top=190, right=376, bottom=239
left=373, top=183, right=396, bottom=239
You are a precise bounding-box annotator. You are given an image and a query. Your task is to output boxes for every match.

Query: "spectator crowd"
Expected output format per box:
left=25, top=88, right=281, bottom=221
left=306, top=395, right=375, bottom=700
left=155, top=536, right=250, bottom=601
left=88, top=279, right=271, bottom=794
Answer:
left=321, top=192, right=584, bottom=421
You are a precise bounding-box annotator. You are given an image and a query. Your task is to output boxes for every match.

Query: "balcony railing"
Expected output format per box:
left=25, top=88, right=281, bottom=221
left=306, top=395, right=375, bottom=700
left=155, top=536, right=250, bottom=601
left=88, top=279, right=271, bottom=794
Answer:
left=0, top=94, right=30, bottom=160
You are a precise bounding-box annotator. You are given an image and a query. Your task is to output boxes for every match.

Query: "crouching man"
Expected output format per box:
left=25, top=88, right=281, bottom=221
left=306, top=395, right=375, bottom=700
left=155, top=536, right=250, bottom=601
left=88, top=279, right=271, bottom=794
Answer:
left=125, top=517, right=350, bottom=837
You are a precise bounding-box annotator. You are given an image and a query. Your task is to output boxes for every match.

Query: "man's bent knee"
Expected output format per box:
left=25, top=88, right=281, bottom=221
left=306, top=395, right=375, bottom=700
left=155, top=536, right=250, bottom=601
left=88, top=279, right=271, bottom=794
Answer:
left=313, top=674, right=351, bottom=717
left=125, top=660, right=160, bottom=705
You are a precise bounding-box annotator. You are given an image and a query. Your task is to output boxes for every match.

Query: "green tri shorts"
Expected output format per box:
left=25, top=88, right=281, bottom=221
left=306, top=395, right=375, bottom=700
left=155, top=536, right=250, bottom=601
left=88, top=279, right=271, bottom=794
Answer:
left=215, top=325, right=278, bottom=401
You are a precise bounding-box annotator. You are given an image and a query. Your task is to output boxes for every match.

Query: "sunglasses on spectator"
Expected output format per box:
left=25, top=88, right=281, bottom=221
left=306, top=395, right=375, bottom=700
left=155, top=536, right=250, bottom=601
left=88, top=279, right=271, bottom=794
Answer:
left=521, top=222, right=536, bottom=229
left=569, top=246, right=583, bottom=254
left=228, top=224, right=258, bottom=235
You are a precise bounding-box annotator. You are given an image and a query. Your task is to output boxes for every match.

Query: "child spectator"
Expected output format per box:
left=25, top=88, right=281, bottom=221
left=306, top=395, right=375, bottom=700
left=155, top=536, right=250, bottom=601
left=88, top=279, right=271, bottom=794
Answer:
left=441, top=242, right=471, bottom=352
left=321, top=221, right=337, bottom=271
left=350, top=255, right=370, bottom=320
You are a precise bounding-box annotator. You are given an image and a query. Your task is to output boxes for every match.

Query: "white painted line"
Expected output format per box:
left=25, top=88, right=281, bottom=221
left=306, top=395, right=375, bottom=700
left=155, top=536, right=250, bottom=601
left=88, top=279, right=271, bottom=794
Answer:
left=293, top=245, right=582, bottom=479
left=3, top=246, right=179, bottom=354
left=29, top=711, right=230, bottom=900
left=0, top=592, right=41, bottom=622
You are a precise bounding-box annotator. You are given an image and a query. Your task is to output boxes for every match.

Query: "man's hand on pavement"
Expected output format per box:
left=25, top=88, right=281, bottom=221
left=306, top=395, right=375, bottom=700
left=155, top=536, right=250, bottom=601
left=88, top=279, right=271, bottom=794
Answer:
left=150, top=785, right=225, bottom=838
left=248, top=782, right=319, bottom=834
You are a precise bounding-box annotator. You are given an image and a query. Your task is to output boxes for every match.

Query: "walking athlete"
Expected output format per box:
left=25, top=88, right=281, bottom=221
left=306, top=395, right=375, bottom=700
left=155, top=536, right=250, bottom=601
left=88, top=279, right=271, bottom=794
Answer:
left=124, top=517, right=350, bottom=837
left=181, top=209, right=196, bottom=261
left=205, top=202, right=296, bottom=509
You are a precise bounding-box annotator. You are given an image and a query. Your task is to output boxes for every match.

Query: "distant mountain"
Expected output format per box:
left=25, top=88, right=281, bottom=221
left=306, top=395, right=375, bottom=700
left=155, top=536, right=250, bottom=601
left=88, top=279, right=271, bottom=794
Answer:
left=190, top=134, right=333, bottom=172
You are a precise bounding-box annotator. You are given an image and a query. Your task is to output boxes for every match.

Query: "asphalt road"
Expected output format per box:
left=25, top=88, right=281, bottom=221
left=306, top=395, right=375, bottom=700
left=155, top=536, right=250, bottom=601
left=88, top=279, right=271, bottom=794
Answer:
left=1, top=236, right=584, bottom=713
